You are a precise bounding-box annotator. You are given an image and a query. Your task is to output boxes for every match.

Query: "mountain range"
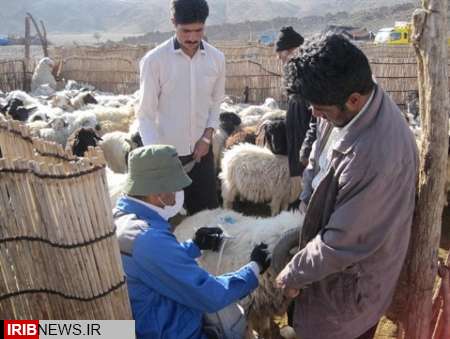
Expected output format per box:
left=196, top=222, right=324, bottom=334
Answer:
left=0, top=0, right=415, bottom=35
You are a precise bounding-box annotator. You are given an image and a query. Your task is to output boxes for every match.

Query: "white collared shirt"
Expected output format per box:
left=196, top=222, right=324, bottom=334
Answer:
left=311, top=90, right=375, bottom=190
left=136, top=37, right=226, bottom=156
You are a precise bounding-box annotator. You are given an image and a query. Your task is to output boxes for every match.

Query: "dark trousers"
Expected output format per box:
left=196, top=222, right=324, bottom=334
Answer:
left=179, top=147, right=219, bottom=215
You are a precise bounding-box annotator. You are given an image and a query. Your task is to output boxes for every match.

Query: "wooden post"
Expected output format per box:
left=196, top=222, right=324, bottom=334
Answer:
left=24, top=16, right=31, bottom=92
left=402, top=0, right=449, bottom=338
left=26, top=12, right=48, bottom=57
left=24, top=17, right=31, bottom=61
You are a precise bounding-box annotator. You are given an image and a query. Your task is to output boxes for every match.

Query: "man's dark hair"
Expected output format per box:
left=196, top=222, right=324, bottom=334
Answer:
left=292, top=34, right=375, bottom=106
left=171, top=0, right=209, bottom=25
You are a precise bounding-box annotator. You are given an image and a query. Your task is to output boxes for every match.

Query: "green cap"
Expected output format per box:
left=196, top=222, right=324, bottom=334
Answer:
left=123, top=145, right=192, bottom=196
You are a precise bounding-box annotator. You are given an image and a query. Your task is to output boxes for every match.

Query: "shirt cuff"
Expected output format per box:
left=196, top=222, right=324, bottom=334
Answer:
left=248, top=261, right=261, bottom=277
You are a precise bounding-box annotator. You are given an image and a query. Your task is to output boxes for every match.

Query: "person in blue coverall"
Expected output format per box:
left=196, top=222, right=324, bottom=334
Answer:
left=114, top=145, right=271, bottom=339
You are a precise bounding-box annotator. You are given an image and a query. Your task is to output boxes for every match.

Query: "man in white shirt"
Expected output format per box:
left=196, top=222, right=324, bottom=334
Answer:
left=136, top=0, right=225, bottom=215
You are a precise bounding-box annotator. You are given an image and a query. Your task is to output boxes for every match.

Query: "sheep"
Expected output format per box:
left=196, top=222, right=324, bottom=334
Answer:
left=1, top=97, right=38, bottom=122
left=64, top=111, right=100, bottom=136
left=99, top=131, right=135, bottom=173
left=262, top=97, right=279, bottom=110
left=86, top=104, right=135, bottom=135
left=260, top=109, right=286, bottom=123
left=5, top=90, right=41, bottom=108
left=70, top=92, right=98, bottom=110
left=66, top=127, right=103, bottom=157
left=65, top=80, right=95, bottom=92
left=174, top=208, right=304, bottom=339
left=255, top=119, right=288, bottom=156
left=220, top=143, right=302, bottom=216
left=238, top=105, right=268, bottom=118
left=212, top=112, right=242, bottom=172
left=27, top=111, right=50, bottom=123
left=31, top=57, right=57, bottom=93
left=50, top=93, right=74, bottom=112
left=241, top=114, right=264, bottom=128
left=37, top=117, right=69, bottom=146
left=5, top=102, right=35, bottom=122
left=27, top=120, right=51, bottom=137
left=224, top=126, right=257, bottom=150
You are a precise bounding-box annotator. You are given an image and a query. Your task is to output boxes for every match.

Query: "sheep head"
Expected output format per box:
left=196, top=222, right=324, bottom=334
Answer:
left=220, top=112, right=242, bottom=135
left=67, top=127, right=102, bottom=157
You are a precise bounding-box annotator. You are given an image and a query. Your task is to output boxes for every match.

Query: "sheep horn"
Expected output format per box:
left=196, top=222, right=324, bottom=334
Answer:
left=271, top=227, right=301, bottom=275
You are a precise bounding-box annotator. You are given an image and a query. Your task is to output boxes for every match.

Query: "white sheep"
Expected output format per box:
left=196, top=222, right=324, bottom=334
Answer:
left=238, top=105, right=268, bottom=118
left=70, top=92, right=98, bottom=110
left=174, top=208, right=303, bottom=339
left=37, top=117, right=69, bottom=146
left=31, top=57, right=57, bottom=93
left=260, top=109, right=286, bottom=123
left=86, top=104, right=135, bottom=135
left=50, top=93, right=74, bottom=112
left=220, top=143, right=302, bottom=216
left=262, top=97, right=279, bottom=110
left=99, top=131, right=134, bottom=174
left=5, top=90, right=41, bottom=108
left=64, top=111, right=99, bottom=136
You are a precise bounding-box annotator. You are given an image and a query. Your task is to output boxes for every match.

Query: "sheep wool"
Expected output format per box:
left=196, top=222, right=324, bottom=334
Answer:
left=175, top=208, right=304, bottom=338
left=220, top=143, right=302, bottom=216
left=99, top=131, right=132, bottom=174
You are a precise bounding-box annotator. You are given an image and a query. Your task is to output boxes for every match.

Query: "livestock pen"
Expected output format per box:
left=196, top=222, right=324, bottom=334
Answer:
left=1, top=40, right=450, bottom=337
left=0, top=120, right=132, bottom=319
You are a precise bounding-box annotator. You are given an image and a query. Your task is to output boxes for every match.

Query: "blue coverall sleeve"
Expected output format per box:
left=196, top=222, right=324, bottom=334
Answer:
left=133, top=229, right=259, bottom=313
left=179, top=240, right=201, bottom=259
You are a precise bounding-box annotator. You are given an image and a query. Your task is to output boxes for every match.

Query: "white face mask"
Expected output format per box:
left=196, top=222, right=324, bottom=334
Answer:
left=156, top=191, right=185, bottom=220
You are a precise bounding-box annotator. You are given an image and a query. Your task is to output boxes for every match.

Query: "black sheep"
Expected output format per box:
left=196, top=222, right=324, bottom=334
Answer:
left=2, top=98, right=23, bottom=114
left=81, top=92, right=98, bottom=105
left=256, top=119, right=288, bottom=156
left=2, top=98, right=36, bottom=122
left=66, top=127, right=102, bottom=157
left=219, top=112, right=241, bottom=135
left=130, top=131, right=143, bottom=148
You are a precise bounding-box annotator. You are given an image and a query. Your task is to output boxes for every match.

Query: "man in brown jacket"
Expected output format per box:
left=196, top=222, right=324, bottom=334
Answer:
left=276, top=34, right=418, bottom=339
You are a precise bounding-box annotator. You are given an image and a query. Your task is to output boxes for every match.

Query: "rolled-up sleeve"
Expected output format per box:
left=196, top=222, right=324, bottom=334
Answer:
left=206, top=55, right=225, bottom=129
left=279, top=158, right=416, bottom=289
left=136, top=56, right=160, bottom=145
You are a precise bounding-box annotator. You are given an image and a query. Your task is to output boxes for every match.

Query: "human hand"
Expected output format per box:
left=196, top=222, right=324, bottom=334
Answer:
left=193, top=227, right=223, bottom=251
left=250, top=243, right=271, bottom=274
left=276, top=267, right=300, bottom=298
left=193, top=138, right=210, bottom=162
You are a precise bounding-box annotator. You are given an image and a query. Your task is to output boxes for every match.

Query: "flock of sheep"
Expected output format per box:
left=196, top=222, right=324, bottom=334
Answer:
left=2, top=62, right=449, bottom=338
left=0, top=74, right=303, bottom=337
